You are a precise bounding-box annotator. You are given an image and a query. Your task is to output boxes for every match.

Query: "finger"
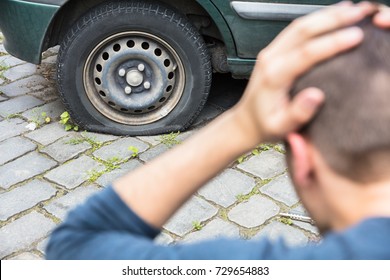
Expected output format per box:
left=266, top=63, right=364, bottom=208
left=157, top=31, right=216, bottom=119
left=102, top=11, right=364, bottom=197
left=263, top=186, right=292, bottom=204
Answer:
left=373, top=7, right=390, bottom=28
left=271, top=4, right=374, bottom=52
left=283, top=87, right=325, bottom=132
left=274, top=26, right=364, bottom=86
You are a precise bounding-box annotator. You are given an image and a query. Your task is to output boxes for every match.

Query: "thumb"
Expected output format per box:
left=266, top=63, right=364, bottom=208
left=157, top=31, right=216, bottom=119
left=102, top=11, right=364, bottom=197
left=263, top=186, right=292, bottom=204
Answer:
left=285, top=87, right=325, bottom=131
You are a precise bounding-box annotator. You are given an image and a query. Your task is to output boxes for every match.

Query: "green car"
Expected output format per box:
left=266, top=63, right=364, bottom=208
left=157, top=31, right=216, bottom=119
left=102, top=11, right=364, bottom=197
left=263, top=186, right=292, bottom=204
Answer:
left=0, top=0, right=376, bottom=135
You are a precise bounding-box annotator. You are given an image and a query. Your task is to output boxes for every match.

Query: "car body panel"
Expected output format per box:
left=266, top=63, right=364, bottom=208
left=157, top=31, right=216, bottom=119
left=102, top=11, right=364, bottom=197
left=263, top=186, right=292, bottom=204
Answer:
left=213, top=0, right=341, bottom=60
left=1, top=0, right=388, bottom=72
left=0, top=0, right=60, bottom=63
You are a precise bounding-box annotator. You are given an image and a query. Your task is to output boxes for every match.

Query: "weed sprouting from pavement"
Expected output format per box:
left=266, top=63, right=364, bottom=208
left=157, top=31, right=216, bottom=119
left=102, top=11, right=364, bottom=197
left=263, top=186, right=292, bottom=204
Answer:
left=160, top=131, right=181, bottom=147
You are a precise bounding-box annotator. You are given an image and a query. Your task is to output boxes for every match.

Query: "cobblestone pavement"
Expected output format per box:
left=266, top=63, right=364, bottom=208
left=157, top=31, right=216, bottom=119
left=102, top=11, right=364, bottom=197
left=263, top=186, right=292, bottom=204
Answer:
left=0, top=35, right=319, bottom=260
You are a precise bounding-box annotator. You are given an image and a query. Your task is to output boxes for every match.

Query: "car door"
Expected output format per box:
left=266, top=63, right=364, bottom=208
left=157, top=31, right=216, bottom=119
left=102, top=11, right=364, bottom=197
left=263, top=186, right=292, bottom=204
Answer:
left=211, top=0, right=345, bottom=60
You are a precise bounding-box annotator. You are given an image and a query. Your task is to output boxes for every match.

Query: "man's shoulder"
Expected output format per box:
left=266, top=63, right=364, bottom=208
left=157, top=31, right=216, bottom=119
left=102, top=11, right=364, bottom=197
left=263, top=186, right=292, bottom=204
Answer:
left=302, top=217, right=390, bottom=260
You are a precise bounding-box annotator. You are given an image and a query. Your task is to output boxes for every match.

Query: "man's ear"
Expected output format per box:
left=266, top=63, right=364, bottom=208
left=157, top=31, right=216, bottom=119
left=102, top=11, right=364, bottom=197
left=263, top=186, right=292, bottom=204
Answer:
left=286, top=133, right=313, bottom=188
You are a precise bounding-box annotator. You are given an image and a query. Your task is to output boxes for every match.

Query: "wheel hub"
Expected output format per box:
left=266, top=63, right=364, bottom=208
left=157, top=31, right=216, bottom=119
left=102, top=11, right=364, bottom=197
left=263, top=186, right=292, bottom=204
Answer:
left=126, top=69, right=144, bottom=87
left=83, top=31, right=185, bottom=125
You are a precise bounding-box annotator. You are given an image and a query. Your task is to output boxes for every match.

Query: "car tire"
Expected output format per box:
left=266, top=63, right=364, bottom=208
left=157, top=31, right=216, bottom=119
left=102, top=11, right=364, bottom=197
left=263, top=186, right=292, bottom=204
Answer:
left=57, top=0, right=211, bottom=135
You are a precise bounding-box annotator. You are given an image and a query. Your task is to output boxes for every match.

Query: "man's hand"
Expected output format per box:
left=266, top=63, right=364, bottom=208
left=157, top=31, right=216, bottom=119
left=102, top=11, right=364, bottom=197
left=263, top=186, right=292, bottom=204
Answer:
left=233, top=2, right=376, bottom=144
left=374, top=3, right=390, bottom=28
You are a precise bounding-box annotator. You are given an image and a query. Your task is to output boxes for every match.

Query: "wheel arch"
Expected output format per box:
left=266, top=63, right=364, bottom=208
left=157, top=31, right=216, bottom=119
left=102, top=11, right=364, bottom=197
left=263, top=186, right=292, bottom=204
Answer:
left=42, top=0, right=236, bottom=59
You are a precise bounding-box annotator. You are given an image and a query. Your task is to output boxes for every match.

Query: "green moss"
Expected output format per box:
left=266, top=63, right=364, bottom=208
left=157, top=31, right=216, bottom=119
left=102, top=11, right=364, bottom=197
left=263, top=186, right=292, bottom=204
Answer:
left=279, top=217, right=293, bottom=225
left=192, top=221, right=203, bottom=231
left=160, top=131, right=181, bottom=147
left=236, top=187, right=260, bottom=202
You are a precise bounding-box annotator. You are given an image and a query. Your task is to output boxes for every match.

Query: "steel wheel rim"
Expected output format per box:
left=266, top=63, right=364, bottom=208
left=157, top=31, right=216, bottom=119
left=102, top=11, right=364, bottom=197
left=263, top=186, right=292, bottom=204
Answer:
left=83, top=31, right=185, bottom=125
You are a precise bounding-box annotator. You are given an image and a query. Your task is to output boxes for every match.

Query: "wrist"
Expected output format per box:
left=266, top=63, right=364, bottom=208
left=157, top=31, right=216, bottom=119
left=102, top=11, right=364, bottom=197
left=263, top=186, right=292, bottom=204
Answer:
left=227, top=104, right=264, bottom=152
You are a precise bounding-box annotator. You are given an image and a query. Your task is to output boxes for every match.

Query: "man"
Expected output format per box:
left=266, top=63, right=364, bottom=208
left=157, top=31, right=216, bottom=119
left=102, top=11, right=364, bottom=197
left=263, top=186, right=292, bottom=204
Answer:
left=46, top=2, right=390, bottom=259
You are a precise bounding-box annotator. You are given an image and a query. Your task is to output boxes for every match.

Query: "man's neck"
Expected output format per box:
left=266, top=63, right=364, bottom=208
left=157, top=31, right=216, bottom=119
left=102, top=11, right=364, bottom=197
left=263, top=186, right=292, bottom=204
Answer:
left=322, top=173, right=390, bottom=231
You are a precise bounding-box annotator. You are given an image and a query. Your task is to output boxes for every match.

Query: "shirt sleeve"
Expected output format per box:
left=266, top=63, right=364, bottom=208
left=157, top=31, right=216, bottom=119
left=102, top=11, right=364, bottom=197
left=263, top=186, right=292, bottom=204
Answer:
left=45, top=186, right=353, bottom=260
left=45, top=186, right=281, bottom=259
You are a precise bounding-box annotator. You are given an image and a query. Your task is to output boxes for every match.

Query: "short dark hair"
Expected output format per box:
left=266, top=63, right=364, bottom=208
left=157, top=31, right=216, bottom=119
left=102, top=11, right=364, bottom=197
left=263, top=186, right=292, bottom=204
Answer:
left=290, top=18, right=390, bottom=182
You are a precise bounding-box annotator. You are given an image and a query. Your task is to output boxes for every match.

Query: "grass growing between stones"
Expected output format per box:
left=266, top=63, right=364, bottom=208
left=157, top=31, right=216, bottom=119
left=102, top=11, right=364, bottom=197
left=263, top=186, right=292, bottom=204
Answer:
left=279, top=217, right=293, bottom=225
left=236, top=144, right=285, bottom=164
left=160, top=131, right=181, bottom=147
left=218, top=208, right=229, bottom=221
left=0, top=63, right=10, bottom=79
left=5, top=113, right=23, bottom=120
left=59, top=111, right=78, bottom=131
left=66, top=132, right=103, bottom=152
left=236, top=179, right=271, bottom=203
left=236, top=187, right=260, bottom=203
left=87, top=157, right=122, bottom=183
left=192, top=221, right=203, bottom=231
left=87, top=148, right=139, bottom=183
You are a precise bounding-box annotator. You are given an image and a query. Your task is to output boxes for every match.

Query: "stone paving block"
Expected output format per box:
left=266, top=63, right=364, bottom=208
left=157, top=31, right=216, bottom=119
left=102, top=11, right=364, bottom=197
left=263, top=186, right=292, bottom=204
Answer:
left=199, top=169, right=256, bottom=207
left=93, top=137, right=148, bottom=161
left=183, top=218, right=240, bottom=243
left=0, top=152, right=57, bottom=189
left=138, top=130, right=194, bottom=147
left=44, top=185, right=100, bottom=220
left=0, top=95, right=44, bottom=117
left=22, top=100, right=65, bottom=125
left=0, top=118, right=29, bottom=142
left=81, top=131, right=119, bottom=143
left=155, top=232, right=174, bottom=246
left=139, top=144, right=169, bottom=162
left=0, top=179, right=57, bottom=221
left=164, top=196, right=218, bottom=237
left=96, top=160, right=142, bottom=187
left=36, top=238, right=48, bottom=255
left=176, top=130, right=195, bottom=142
left=261, top=174, right=299, bottom=207
left=191, top=104, right=221, bottom=127
left=41, top=135, right=92, bottom=163
left=228, top=195, right=280, bottom=228
left=9, top=252, right=43, bottom=260
left=43, top=45, right=60, bottom=56
left=252, top=221, right=308, bottom=247
left=137, top=135, right=161, bottom=146
left=3, top=63, right=37, bottom=81
left=30, top=87, right=58, bottom=102
left=0, top=211, right=56, bottom=259
left=0, top=55, right=25, bottom=68
left=42, top=55, right=57, bottom=64
left=0, top=136, right=37, bottom=165
left=45, top=156, right=104, bottom=189
left=238, top=150, right=287, bottom=179
left=25, top=122, right=70, bottom=145
left=0, top=44, right=6, bottom=53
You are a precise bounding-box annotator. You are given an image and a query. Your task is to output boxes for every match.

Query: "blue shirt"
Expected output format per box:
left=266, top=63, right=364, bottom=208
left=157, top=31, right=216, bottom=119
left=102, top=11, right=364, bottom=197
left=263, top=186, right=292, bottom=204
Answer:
left=46, top=187, right=390, bottom=260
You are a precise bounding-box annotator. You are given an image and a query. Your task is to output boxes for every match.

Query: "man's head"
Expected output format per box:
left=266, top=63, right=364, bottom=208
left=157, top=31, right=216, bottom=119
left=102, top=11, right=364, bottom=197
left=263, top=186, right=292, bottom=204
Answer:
left=287, top=19, right=390, bottom=232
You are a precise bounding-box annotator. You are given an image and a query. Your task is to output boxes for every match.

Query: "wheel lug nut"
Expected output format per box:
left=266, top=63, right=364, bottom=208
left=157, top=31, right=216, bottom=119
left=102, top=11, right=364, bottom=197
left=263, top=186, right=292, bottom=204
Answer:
left=119, top=69, right=126, bottom=77
left=138, top=64, right=145, bottom=72
left=125, top=86, right=132, bottom=95
left=144, top=82, right=151, bottom=89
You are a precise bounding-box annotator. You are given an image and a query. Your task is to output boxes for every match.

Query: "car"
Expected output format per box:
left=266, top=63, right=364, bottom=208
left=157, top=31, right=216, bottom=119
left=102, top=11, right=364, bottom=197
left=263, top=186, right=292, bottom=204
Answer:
left=0, top=0, right=371, bottom=135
